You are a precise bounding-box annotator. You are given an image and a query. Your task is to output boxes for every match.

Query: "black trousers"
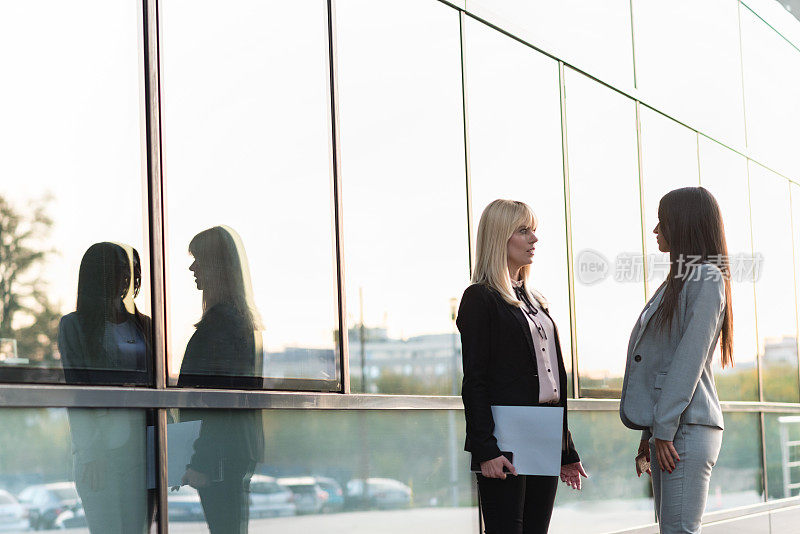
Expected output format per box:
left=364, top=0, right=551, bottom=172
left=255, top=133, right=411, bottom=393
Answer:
left=477, top=474, right=558, bottom=534
left=198, top=462, right=255, bottom=534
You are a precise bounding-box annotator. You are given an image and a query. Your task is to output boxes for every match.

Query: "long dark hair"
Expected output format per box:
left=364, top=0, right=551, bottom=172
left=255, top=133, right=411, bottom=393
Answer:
left=75, top=242, right=145, bottom=367
left=653, top=187, right=734, bottom=368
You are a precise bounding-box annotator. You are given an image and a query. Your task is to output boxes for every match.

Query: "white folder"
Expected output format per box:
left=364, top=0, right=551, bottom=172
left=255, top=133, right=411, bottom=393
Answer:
left=166, top=420, right=203, bottom=487
left=490, top=405, right=564, bottom=476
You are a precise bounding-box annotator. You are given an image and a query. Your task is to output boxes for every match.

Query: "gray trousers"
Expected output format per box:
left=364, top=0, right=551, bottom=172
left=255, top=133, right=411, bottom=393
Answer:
left=649, top=423, right=723, bottom=534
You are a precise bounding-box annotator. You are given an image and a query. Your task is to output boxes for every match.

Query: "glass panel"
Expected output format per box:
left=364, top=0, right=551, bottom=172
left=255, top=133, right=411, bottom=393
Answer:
left=632, top=0, right=746, bottom=147
left=564, top=69, right=643, bottom=398
left=467, top=0, right=635, bottom=88
left=699, top=137, right=759, bottom=401
left=551, top=411, right=653, bottom=532
left=336, top=0, right=468, bottom=394
left=638, top=107, right=700, bottom=296
left=0, top=408, right=153, bottom=532
left=168, top=409, right=478, bottom=532
left=764, top=412, right=800, bottom=500
left=794, top=184, right=800, bottom=376
left=740, top=6, right=800, bottom=179
left=743, top=0, right=800, bottom=46
left=463, top=18, right=573, bottom=396
left=749, top=163, right=799, bottom=403
left=706, top=412, right=764, bottom=511
left=0, top=1, right=151, bottom=385
left=159, top=0, right=339, bottom=387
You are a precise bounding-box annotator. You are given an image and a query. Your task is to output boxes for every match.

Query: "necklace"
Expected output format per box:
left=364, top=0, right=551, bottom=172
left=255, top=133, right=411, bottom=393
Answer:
left=116, top=319, right=137, bottom=344
left=514, top=287, right=547, bottom=340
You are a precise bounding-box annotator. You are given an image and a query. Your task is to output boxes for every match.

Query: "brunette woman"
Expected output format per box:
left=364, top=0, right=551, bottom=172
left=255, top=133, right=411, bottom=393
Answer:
left=620, top=186, right=733, bottom=533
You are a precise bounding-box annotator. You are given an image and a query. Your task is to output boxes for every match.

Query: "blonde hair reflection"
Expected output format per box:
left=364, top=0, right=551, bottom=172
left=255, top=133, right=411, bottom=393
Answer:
left=188, top=225, right=263, bottom=330
left=472, top=199, right=538, bottom=306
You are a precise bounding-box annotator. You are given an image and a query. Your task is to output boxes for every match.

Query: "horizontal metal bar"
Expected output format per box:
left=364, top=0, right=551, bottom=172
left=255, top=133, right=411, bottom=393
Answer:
left=702, top=498, right=800, bottom=524
left=608, top=497, right=800, bottom=534
left=566, top=398, right=800, bottom=413
left=0, top=385, right=464, bottom=410
left=3, top=384, right=800, bottom=412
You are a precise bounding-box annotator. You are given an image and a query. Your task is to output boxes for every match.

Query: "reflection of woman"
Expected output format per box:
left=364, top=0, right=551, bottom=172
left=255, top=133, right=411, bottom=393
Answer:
left=620, top=187, right=733, bottom=533
left=178, top=226, right=265, bottom=533
left=58, top=242, right=154, bottom=533
left=457, top=200, right=585, bottom=533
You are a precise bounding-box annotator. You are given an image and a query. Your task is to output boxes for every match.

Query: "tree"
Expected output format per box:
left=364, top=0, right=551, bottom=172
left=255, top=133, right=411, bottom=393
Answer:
left=0, top=195, right=60, bottom=364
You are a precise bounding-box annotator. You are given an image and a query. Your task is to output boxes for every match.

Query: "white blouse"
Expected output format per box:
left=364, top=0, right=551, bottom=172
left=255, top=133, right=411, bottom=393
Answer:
left=513, top=282, right=560, bottom=403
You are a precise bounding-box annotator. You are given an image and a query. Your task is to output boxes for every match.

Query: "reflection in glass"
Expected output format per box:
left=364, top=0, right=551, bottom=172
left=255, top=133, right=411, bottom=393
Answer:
left=178, top=227, right=263, bottom=388
left=159, top=0, right=338, bottom=386
left=638, top=107, right=700, bottom=295
left=56, top=242, right=154, bottom=531
left=0, top=1, right=149, bottom=383
left=0, top=408, right=150, bottom=532
left=167, top=409, right=478, bottom=532
left=564, top=69, right=643, bottom=398
left=469, top=0, right=634, bottom=88
left=336, top=0, right=468, bottom=394
left=765, top=413, right=800, bottom=500
left=59, top=243, right=152, bottom=384
left=175, top=229, right=265, bottom=531
left=748, top=164, right=799, bottom=403
left=552, top=411, right=653, bottom=532
left=740, top=6, right=800, bottom=179
left=463, top=17, right=573, bottom=395
left=699, top=137, right=759, bottom=401
left=706, top=413, right=764, bottom=511
left=631, top=0, right=745, bottom=147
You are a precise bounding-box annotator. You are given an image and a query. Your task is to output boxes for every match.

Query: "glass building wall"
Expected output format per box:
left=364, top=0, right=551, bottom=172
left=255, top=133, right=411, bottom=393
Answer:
left=1, top=0, right=800, bottom=532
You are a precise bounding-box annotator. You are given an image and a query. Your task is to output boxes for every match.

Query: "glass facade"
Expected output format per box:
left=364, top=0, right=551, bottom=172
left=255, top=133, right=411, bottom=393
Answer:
left=159, top=0, right=339, bottom=388
left=2, top=1, right=800, bottom=533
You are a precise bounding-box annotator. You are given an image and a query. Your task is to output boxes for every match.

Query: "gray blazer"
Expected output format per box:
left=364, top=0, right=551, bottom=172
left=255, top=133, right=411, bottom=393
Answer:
left=619, top=263, right=726, bottom=442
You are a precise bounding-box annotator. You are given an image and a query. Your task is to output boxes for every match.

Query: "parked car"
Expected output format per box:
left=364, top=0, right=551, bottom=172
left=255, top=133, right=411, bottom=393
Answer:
left=345, top=478, right=412, bottom=510
left=17, top=482, right=80, bottom=530
left=0, top=489, right=30, bottom=531
left=313, top=477, right=344, bottom=513
left=276, top=477, right=328, bottom=515
left=248, top=475, right=296, bottom=518
left=167, top=485, right=205, bottom=522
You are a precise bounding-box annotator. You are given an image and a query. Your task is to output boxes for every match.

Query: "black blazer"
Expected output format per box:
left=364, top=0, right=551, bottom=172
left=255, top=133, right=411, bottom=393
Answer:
left=457, top=283, right=580, bottom=466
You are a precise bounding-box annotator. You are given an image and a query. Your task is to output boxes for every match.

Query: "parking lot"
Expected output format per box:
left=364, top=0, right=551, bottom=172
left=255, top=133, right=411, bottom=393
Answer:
left=33, top=505, right=656, bottom=534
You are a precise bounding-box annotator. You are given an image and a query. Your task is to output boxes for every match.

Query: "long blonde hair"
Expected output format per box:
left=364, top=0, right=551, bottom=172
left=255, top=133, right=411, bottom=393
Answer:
left=472, top=199, right=538, bottom=306
left=188, top=225, right=263, bottom=330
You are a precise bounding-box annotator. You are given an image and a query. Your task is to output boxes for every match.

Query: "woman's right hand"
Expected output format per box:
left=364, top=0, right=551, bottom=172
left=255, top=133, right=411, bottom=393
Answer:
left=181, top=467, right=210, bottom=489
left=635, top=439, right=651, bottom=477
left=480, top=455, right=518, bottom=479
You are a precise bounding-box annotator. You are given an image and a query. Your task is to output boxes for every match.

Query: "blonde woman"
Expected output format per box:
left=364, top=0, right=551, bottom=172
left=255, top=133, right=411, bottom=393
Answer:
left=177, top=226, right=265, bottom=533
left=457, top=199, right=586, bottom=534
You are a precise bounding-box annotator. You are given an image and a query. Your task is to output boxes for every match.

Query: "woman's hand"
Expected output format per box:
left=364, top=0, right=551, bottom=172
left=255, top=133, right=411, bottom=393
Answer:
left=636, top=439, right=651, bottom=477
left=480, top=455, right=518, bottom=479
left=560, top=462, right=588, bottom=490
left=181, top=467, right=210, bottom=489
left=654, top=438, right=680, bottom=473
